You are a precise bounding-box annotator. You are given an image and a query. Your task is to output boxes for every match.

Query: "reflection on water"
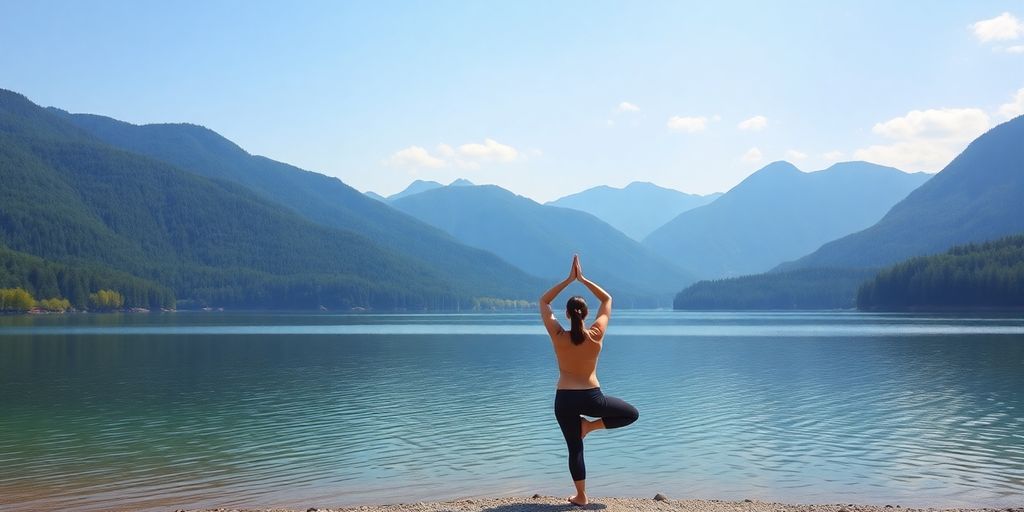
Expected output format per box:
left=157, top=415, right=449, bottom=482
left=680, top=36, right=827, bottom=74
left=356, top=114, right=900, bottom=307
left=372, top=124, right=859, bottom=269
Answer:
left=1, top=311, right=1023, bottom=511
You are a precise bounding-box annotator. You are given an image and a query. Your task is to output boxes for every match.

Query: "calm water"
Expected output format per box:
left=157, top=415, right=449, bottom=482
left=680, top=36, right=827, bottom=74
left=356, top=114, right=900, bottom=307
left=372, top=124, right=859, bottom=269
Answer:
left=1, top=311, right=1023, bottom=511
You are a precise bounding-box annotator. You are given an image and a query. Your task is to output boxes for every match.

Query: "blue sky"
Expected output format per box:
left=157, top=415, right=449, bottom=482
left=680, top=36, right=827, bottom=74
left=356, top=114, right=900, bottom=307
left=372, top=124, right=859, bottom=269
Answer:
left=2, top=1, right=1023, bottom=201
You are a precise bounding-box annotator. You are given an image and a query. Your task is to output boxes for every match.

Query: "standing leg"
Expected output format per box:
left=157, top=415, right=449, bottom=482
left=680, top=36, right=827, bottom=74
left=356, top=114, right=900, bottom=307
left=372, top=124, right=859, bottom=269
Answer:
left=556, top=411, right=587, bottom=483
left=555, top=393, right=588, bottom=506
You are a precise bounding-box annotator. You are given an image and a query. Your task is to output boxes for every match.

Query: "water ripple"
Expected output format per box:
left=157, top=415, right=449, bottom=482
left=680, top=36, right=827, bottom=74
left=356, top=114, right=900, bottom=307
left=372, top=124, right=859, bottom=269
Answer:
left=1, top=311, right=1023, bottom=511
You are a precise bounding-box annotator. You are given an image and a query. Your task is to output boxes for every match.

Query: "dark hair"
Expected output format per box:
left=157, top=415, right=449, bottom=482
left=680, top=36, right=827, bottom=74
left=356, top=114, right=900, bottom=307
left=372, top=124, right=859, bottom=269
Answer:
left=566, top=295, right=589, bottom=345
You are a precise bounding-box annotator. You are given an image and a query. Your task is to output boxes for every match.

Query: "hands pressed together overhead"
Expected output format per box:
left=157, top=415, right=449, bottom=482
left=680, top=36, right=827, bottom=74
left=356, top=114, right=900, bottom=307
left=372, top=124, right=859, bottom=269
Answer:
left=569, top=254, right=584, bottom=282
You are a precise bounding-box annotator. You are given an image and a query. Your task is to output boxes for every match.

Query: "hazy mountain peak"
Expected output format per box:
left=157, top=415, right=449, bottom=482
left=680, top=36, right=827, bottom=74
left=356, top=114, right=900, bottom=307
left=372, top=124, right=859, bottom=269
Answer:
left=391, top=183, right=694, bottom=304
left=781, top=114, right=1024, bottom=270
left=821, top=160, right=900, bottom=173
left=725, top=160, right=804, bottom=194
left=387, top=179, right=444, bottom=201
left=759, top=160, right=802, bottom=174
left=622, top=181, right=661, bottom=191
left=547, top=180, right=720, bottom=241
left=449, top=178, right=475, bottom=187
left=644, top=158, right=930, bottom=279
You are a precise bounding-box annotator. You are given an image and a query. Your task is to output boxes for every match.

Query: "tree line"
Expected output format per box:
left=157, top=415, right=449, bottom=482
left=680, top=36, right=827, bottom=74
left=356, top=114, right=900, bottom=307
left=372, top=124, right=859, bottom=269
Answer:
left=0, top=245, right=173, bottom=310
left=857, top=234, right=1024, bottom=310
left=0, top=287, right=124, bottom=313
left=674, top=267, right=879, bottom=310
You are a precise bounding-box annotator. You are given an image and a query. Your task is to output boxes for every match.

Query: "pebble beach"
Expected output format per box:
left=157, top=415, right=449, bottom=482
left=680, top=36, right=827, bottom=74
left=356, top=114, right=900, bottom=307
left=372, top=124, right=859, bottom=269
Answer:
left=189, top=495, right=1023, bottom=512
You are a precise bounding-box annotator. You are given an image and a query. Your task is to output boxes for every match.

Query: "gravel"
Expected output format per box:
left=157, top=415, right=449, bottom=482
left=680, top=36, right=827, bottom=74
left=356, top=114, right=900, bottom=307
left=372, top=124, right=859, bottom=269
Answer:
left=187, top=495, right=1022, bottom=512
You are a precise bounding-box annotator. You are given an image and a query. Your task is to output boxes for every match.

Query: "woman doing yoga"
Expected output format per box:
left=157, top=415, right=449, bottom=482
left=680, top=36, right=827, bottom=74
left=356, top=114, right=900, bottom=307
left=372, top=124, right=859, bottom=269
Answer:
left=540, top=254, right=639, bottom=506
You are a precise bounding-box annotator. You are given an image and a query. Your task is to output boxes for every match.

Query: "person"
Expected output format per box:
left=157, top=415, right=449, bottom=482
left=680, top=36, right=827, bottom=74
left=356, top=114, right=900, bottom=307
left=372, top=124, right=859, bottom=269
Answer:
left=539, top=254, right=639, bottom=506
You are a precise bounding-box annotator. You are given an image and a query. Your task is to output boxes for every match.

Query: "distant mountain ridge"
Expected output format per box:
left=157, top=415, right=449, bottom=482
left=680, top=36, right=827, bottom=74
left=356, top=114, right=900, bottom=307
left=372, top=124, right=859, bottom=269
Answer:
left=53, top=110, right=541, bottom=300
left=387, top=180, right=443, bottom=200
left=547, top=181, right=721, bottom=240
left=1, top=89, right=469, bottom=309
left=381, top=178, right=475, bottom=201
left=392, top=184, right=695, bottom=306
left=644, top=160, right=931, bottom=279
left=780, top=115, right=1024, bottom=270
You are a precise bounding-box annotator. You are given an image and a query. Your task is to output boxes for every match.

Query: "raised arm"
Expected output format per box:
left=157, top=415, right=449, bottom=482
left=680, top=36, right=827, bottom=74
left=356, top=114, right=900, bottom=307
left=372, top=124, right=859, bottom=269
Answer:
left=574, top=257, right=611, bottom=338
left=539, top=255, right=579, bottom=337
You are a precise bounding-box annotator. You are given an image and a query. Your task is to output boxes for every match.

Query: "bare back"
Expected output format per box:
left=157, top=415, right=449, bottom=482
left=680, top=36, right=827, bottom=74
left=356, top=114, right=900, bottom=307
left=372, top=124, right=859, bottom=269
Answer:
left=538, top=255, right=613, bottom=390
left=549, top=324, right=604, bottom=389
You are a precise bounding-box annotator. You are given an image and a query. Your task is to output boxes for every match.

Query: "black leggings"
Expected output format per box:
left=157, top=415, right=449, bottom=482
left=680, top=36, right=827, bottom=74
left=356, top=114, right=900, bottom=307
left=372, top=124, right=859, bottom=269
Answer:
left=554, top=387, right=639, bottom=481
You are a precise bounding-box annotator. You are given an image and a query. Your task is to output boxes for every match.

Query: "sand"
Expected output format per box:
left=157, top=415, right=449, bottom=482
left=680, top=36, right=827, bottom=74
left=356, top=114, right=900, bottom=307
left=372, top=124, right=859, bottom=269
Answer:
left=186, top=495, right=1022, bottom=512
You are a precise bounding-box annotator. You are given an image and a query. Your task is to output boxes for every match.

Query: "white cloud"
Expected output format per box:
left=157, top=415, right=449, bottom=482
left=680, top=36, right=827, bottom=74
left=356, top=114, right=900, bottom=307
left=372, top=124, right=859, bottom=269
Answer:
left=786, top=149, right=808, bottom=160
left=971, top=12, right=1024, bottom=42
left=457, top=138, right=518, bottom=162
left=617, top=101, right=640, bottom=113
left=855, top=141, right=959, bottom=171
left=1007, top=45, right=1024, bottom=53
left=741, top=147, right=763, bottom=163
left=667, top=115, right=708, bottom=133
left=383, top=145, right=445, bottom=169
left=853, top=108, right=991, bottom=171
left=870, top=108, right=990, bottom=141
left=998, top=88, right=1024, bottom=118
left=737, top=115, right=768, bottom=131
left=823, top=150, right=844, bottom=161
left=385, top=138, right=523, bottom=171
left=436, top=143, right=455, bottom=157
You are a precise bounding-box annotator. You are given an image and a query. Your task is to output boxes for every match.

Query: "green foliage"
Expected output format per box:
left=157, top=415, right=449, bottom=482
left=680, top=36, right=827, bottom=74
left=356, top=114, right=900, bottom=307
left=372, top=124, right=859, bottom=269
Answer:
left=858, top=234, right=1024, bottom=311
left=55, top=110, right=543, bottom=301
left=37, top=297, right=71, bottom=312
left=0, top=89, right=500, bottom=310
left=674, top=267, right=880, bottom=310
left=88, top=289, right=124, bottom=311
left=0, top=287, right=35, bottom=312
left=472, top=297, right=531, bottom=310
left=0, top=244, right=174, bottom=309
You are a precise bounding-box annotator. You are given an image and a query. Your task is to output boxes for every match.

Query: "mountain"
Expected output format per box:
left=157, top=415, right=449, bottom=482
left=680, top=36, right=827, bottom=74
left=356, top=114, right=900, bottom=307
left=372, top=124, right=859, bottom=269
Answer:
left=391, top=184, right=695, bottom=306
left=364, top=191, right=387, bottom=202
left=674, top=267, right=879, bottom=310
left=643, top=161, right=930, bottom=279
left=857, top=234, right=1024, bottom=311
left=0, top=243, right=175, bottom=309
left=782, top=115, right=1024, bottom=270
left=547, top=182, right=721, bottom=240
left=386, top=178, right=474, bottom=201
left=0, top=89, right=483, bottom=309
left=388, top=179, right=443, bottom=200
left=53, top=109, right=541, bottom=300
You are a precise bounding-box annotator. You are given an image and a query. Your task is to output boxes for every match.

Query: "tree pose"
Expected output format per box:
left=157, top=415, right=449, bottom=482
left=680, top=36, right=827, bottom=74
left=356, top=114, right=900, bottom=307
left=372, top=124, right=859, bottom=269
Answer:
left=539, top=254, right=639, bottom=506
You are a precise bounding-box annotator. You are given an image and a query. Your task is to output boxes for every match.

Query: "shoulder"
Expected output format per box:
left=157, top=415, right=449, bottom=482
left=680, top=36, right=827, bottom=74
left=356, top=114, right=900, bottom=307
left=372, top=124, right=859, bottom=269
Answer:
left=587, top=325, right=604, bottom=342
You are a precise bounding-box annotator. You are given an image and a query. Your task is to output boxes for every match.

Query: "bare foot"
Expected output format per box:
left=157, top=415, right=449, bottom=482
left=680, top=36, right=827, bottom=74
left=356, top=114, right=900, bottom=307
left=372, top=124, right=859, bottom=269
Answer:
left=568, top=494, right=588, bottom=506
left=580, top=417, right=596, bottom=440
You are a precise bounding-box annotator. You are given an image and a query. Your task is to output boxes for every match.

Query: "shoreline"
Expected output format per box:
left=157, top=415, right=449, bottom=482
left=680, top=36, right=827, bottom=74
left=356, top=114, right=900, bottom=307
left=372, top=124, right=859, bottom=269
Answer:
left=187, top=495, right=1023, bottom=512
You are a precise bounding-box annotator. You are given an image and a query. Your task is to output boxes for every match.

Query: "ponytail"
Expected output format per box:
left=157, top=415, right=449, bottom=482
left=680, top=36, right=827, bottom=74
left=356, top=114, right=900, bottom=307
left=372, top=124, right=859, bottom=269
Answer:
left=569, top=308, right=585, bottom=344
left=566, top=296, right=589, bottom=345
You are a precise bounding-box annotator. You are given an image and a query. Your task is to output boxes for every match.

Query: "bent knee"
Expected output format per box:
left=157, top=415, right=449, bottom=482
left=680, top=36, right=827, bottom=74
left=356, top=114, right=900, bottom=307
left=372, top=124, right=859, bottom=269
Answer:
left=625, top=406, right=639, bottom=424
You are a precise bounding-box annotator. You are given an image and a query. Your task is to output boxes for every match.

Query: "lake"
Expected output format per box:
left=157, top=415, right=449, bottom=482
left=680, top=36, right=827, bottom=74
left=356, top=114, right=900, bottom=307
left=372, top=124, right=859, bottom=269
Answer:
left=1, top=311, right=1023, bottom=511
